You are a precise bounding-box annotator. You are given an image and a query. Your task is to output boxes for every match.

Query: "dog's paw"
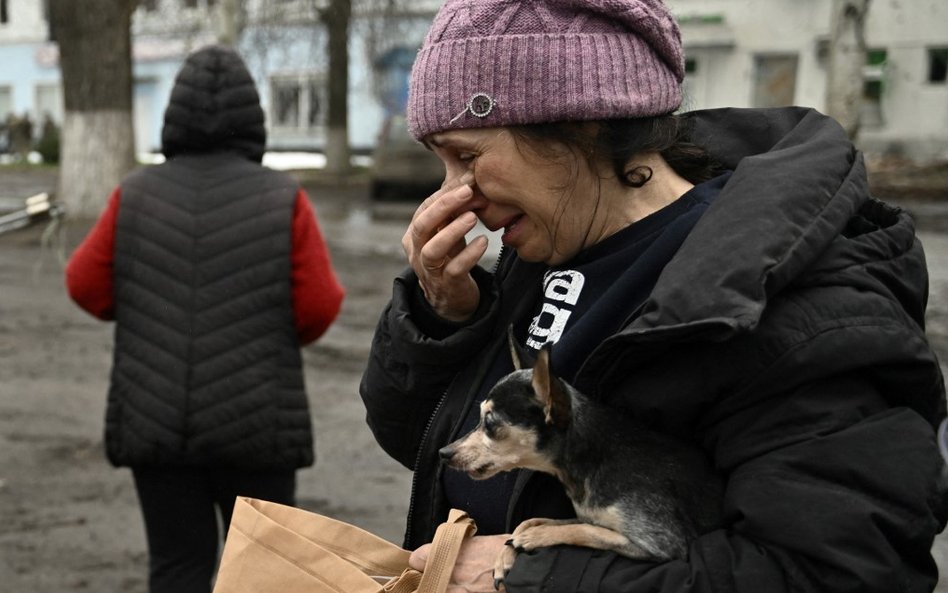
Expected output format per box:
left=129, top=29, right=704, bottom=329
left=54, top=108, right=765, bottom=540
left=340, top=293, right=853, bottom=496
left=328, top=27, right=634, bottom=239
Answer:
left=511, top=517, right=557, bottom=534
left=493, top=518, right=583, bottom=586
left=511, top=525, right=549, bottom=551
left=510, top=518, right=578, bottom=551
left=493, top=539, right=518, bottom=589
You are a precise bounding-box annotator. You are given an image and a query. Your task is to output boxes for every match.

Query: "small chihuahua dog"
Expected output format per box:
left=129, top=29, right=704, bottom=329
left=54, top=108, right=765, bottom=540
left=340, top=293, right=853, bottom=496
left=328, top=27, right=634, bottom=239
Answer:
left=439, top=331, right=724, bottom=584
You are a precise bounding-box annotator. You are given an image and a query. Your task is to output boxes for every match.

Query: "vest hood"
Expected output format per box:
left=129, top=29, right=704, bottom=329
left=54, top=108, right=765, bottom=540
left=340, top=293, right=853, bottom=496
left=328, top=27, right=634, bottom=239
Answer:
left=161, top=44, right=266, bottom=162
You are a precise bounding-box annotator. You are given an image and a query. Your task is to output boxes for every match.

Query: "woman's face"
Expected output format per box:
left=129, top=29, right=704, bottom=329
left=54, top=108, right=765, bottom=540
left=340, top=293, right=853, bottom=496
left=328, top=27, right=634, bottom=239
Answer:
left=427, top=127, right=614, bottom=265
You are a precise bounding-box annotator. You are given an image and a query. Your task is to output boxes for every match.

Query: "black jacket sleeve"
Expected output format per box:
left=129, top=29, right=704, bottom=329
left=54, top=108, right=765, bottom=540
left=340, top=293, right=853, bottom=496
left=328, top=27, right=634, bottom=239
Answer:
left=359, top=265, right=499, bottom=468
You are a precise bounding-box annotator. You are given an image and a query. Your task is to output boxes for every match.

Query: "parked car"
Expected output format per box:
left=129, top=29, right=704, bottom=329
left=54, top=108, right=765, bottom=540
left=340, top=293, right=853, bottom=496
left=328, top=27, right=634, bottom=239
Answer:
left=370, top=114, right=444, bottom=201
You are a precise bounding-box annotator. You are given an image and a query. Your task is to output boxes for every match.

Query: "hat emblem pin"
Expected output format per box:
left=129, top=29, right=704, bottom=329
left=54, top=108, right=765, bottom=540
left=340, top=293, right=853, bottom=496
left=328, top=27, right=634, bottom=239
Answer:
left=450, top=92, right=496, bottom=123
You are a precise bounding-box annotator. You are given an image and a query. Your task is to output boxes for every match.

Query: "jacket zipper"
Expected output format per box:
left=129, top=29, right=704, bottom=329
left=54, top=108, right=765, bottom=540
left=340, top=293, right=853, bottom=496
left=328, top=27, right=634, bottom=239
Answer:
left=403, top=245, right=511, bottom=547
left=491, top=245, right=507, bottom=274
left=403, top=384, right=450, bottom=548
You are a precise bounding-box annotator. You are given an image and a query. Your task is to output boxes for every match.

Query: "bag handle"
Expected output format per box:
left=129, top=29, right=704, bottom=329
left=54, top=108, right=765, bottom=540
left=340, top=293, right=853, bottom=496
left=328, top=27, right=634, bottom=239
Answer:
left=413, top=509, right=477, bottom=593
left=383, top=509, right=476, bottom=593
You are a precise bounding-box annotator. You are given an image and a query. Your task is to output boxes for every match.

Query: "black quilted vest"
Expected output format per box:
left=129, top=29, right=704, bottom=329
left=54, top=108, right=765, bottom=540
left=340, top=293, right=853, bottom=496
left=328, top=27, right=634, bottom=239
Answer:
left=104, top=45, right=313, bottom=470
left=106, top=156, right=311, bottom=469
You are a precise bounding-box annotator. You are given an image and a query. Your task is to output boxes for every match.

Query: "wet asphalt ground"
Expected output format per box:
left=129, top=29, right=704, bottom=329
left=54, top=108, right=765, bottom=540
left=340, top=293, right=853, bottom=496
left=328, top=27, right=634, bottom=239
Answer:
left=0, top=165, right=945, bottom=591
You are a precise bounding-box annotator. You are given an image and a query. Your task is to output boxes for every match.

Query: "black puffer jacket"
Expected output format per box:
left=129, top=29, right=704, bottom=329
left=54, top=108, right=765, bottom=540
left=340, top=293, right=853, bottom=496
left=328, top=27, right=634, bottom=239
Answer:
left=360, top=107, right=948, bottom=592
left=105, top=45, right=314, bottom=470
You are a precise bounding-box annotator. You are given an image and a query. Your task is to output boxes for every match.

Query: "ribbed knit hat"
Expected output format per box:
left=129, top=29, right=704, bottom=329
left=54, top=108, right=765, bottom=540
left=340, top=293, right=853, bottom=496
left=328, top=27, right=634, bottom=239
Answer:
left=407, top=0, right=685, bottom=140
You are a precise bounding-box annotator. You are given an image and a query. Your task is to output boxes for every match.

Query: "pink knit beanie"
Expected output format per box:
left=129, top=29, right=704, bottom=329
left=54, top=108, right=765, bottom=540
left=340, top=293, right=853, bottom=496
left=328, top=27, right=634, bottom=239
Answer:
left=407, top=0, right=685, bottom=140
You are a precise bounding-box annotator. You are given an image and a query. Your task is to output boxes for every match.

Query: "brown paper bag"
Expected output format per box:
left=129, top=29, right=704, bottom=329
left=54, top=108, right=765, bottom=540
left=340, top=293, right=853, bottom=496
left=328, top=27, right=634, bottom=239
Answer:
left=212, top=497, right=476, bottom=593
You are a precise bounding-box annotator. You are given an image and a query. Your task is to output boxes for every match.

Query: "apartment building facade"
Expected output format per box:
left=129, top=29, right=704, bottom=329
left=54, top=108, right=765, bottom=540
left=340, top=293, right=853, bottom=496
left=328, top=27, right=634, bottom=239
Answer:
left=0, top=0, right=945, bottom=161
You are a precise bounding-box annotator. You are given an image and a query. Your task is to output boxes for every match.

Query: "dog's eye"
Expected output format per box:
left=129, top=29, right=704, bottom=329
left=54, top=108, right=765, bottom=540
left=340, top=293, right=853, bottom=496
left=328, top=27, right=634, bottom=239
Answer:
left=483, top=411, right=496, bottom=433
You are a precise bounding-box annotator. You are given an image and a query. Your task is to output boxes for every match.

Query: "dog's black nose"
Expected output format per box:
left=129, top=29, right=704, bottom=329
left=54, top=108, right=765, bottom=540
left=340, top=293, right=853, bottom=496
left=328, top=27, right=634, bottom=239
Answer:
left=438, top=446, right=455, bottom=462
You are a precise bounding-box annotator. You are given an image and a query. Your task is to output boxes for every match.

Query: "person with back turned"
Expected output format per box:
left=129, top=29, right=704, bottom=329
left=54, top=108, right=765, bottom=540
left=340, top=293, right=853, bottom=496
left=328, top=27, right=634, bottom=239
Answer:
left=66, top=44, right=345, bottom=593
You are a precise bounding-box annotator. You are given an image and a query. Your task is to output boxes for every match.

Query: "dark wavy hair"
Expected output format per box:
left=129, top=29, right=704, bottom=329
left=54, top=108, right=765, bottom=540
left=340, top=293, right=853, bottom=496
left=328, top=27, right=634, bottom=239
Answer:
left=510, top=114, right=723, bottom=188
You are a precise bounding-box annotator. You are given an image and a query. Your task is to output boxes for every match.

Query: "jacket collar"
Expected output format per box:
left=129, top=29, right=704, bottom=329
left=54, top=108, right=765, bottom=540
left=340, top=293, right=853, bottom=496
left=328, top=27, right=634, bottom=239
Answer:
left=626, top=107, right=871, bottom=342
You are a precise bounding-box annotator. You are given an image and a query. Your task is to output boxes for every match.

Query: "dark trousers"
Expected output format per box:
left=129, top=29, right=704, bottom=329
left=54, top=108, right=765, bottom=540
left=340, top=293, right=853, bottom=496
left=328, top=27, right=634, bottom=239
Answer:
left=132, top=466, right=296, bottom=593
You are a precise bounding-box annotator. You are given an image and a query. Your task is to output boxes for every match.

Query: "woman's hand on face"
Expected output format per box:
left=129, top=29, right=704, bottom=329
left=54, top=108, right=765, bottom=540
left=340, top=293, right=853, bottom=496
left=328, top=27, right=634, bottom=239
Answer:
left=403, top=173, right=489, bottom=322
left=409, top=534, right=511, bottom=593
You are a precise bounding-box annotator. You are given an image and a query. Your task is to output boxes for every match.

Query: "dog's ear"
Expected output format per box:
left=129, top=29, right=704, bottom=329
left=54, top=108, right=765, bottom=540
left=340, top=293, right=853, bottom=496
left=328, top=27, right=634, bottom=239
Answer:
left=531, top=345, right=571, bottom=429
left=507, top=325, right=534, bottom=371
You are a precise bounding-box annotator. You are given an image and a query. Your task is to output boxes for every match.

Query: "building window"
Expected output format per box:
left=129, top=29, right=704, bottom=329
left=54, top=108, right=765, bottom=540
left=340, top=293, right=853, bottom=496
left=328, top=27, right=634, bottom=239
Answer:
left=861, top=49, right=887, bottom=128
left=0, top=86, right=12, bottom=120
left=0, top=86, right=12, bottom=153
left=752, top=54, right=798, bottom=108
left=1, top=0, right=8, bottom=24
left=35, top=84, right=63, bottom=125
left=274, top=82, right=301, bottom=128
left=270, top=76, right=324, bottom=131
left=929, top=48, right=948, bottom=84
left=681, top=56, right=700, bottom=108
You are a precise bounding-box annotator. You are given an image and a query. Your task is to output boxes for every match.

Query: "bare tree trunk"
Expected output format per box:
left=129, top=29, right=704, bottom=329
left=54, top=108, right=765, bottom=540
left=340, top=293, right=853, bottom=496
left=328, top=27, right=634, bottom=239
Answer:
left=216, top=0, right=245, bottom=47
left=322, top=0, right=351, bottom=174
left=51, top=0, right=137, bottom=219
left=826, top=0, right=871, bottom=140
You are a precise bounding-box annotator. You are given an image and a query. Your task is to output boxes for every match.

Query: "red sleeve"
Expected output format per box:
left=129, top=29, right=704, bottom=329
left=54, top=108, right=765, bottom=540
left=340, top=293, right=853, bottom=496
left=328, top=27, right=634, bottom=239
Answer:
left=292, top=189, right=345, bottom=345
left=65, top=187, right=120, bottom=320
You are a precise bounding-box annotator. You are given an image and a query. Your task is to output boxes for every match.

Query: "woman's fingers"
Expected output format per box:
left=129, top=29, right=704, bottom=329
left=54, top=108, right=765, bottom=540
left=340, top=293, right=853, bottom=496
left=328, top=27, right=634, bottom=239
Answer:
left=405, top=182, right=481, bottom=280
left=408, top=544, right=430, bottom=571
left=403, top=183, right=469, bottom=257
left=401, top=171, right=485, bottom=321
left=419, top=211, right=478, bottom=266
left=408, top=184, right=474, bottom=250
left=426, top=171, right=474, bottom=209
left=409, top=535, right=511, bottom=592
left=442, top=234, right=489, bottom=277
left=417, top=235, right=488, bottom=322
